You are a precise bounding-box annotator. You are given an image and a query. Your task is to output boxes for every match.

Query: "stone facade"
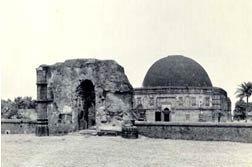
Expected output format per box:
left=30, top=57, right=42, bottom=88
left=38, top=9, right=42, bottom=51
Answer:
left=134, top=86, right=231, bottom=122
left=36, top=59, right=134, bottom=136
left=134, top=55, right=231, bottom=123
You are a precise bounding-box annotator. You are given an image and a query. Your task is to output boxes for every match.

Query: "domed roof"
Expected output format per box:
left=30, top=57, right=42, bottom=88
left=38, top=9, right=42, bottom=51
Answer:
left=143, top=55, right=212, bottom=87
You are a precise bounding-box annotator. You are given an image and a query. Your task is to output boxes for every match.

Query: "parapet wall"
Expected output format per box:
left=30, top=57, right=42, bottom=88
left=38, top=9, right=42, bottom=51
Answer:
left=1, top=119, right=36, bottom=134
left=135, top=121, right=252, bottom=143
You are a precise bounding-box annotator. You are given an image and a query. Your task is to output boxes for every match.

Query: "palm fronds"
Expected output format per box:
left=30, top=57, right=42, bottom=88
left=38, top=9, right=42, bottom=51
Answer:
left=235, top=82, right=252, bottom=99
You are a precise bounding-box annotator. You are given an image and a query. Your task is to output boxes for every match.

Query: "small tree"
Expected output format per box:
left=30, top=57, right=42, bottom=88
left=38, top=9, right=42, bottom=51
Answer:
left=1, top=97, right=36, bottom=119
left=233, top=99, right=247, bottom=120
left=236, top=82, right=252, bottom=122
left=14, top=96, right=36, bottom=109
left=1, top=99, right=18, bottom=119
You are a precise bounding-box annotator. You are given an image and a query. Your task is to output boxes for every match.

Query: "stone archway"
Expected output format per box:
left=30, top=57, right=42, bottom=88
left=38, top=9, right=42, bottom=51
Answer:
left=36, top=59, right=133, bottom=135
left=136, top=104, right=146, bottom=121
left=76, top=80, right=96, bottom=130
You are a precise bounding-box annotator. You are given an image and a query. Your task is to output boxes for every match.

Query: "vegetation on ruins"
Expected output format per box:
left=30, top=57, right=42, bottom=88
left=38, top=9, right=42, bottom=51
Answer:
left=1, top=97, right=36, bottom=119
left=235, top=82, right=252, bottom=121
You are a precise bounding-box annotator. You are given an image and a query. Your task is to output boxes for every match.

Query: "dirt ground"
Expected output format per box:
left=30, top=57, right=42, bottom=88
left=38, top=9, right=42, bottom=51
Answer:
left=1, top=134, right=252, bottom=167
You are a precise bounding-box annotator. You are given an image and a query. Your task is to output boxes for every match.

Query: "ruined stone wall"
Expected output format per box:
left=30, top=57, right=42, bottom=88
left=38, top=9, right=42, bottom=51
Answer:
left=36, top=59, right=134, bottom=135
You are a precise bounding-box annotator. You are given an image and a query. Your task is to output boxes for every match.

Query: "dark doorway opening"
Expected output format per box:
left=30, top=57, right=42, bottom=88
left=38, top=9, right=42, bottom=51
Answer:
left=155, top=112, right=161, bottom=121
left=136, top=104, right=146, bottom=121
left=77, top=80, right=96, bottom=130
left=163, top=108, right=171, bottom=122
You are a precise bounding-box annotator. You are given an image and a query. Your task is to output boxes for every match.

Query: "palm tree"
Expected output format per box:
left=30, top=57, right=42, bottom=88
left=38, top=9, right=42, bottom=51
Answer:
left=236, top=82, right=252, bottom=122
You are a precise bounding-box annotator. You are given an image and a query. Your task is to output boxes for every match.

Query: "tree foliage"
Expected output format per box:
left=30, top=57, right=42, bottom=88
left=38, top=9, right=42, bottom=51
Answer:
left=235, top=82, right=252, bottom=121
left=236, top=82, right=252, bottom=102
left=233, top=99, right=247, bottom=120
left=1, top=99, right=18, bottom=119
left=1, top=97, right=36, bottom=119
left=14, top=96, right=36, bottom=109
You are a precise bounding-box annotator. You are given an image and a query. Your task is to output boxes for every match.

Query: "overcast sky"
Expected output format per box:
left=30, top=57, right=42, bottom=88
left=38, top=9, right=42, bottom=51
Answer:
left=1, top=0, right=252, bottom=110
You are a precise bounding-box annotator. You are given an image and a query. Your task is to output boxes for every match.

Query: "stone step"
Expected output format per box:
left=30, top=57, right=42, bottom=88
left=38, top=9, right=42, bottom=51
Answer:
left=79, top=129, right=121, bottom=136
left=97, top=130, right=121, bottom=136
left=79, top=129, right=97, bottom=136
left=79, top=126, right=122, bottom=136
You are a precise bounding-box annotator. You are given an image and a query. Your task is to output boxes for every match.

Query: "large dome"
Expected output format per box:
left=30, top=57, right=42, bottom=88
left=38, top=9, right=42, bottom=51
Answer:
left=143, top=55, right=212, bottom=87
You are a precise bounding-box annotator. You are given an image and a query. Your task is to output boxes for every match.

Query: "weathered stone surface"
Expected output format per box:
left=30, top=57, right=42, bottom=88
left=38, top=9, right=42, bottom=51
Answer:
left=143, top=55, right=212, bottom=87
left=18, top=109, right=37, bottom=121
left=1, top=119, right=36, bottom=134
left=135, top=121, right=252, bottom=143
left=134, top=86, right=231, bottom=122
left=37, top=59, right=134, bottom=134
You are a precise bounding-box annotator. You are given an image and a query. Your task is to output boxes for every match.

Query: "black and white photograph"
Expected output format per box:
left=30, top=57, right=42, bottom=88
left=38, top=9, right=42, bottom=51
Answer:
left=1, top=0, right=252, bottom=166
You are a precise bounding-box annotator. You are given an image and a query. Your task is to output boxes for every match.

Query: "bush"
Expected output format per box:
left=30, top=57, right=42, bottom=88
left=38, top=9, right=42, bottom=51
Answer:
left=1, top=97, right=36, bottom=119
left=233, top=99, right=252, bottom=120
left=1, top=99, right=18, bottom=119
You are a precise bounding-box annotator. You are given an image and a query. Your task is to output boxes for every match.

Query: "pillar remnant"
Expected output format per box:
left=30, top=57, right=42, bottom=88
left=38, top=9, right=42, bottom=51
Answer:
left=35, top=66, right=50, bottom=136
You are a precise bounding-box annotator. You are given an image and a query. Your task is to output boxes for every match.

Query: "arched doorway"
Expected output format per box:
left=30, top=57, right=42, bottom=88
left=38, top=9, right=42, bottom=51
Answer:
left=163, top=108, right=171, bottom=122
left=76, top=80, right=96, bottom=130
left=136, top=104, right=146, bottom=121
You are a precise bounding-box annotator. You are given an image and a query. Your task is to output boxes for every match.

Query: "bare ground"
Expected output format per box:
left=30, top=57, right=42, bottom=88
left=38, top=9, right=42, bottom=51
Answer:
left=1, top=134, right=252, bottom=167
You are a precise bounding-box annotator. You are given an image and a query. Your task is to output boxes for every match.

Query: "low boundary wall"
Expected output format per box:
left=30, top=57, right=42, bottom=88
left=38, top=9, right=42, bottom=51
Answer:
left=1, top=119, right=36, bottom=134
left=134, top=121, right=252, bottom=143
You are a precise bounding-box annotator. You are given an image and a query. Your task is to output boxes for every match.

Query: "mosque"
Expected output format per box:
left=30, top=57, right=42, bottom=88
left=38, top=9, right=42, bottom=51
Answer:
left=133, top=55, right=231, bottom=122
left=34, top=55, right=231, bottom=136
